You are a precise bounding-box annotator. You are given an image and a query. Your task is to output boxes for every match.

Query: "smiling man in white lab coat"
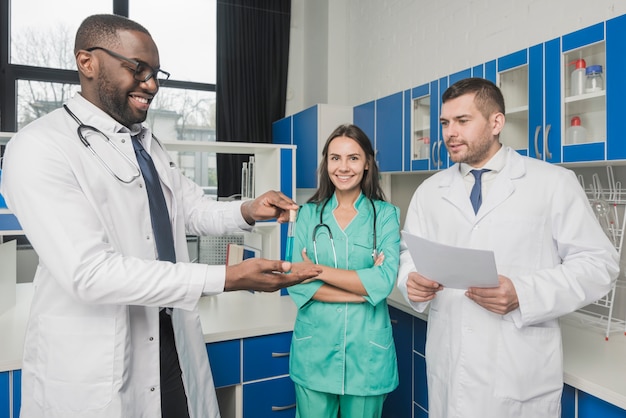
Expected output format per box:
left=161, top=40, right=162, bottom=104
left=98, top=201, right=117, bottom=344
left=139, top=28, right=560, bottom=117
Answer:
left=397, top=77, right=619, bottom=418
left=0, top=14, right=321, bottom=418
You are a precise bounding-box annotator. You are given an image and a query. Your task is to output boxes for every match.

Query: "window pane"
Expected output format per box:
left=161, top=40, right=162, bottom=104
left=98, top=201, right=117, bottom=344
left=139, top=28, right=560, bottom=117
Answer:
left=10, top=0, right=111, bottom=68
left=17, top=80, right=80, bottom=129
left=148, top=87, right=217, bottom=193
left=131, top=0, right=216, bottom=84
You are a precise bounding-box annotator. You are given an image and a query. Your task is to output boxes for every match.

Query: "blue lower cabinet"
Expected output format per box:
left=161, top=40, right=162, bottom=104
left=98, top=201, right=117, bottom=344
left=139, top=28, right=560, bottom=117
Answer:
left=383, top=307, right=413, bottom=417
left=413, top=353, right=428, bottom=411
left=0, top=372, right=8, bottom=418
left=243, top=376, right=296, bottom=418
left=578, top=391, right=626, bottom=418
left=206, top=340, right=241, bottom=388
left=12, top=371, right=20, bottom=418
left=561, top=384, right=576, bottom=418
left=414, top=403, right=429, bottom=418
left=243, top=332, right=291, bottom=382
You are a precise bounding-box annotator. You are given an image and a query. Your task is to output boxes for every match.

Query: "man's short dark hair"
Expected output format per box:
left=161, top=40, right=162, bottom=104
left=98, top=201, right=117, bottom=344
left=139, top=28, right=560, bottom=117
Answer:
left=442, top=77, right=506, bottom=119
left=74, top=14, right=151, bottom=54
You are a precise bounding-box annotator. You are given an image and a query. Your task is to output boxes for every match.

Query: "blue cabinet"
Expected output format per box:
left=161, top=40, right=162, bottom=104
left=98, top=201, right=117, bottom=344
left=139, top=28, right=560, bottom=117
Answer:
left=207, top=339, right=241, bottom=388
left=243, top=376, right=295, bottom=418
left=0, top=372, right=8, bottom=418
left=383, top=307, right=413, bottom=417
left=242, top=332, right=291, bottom=382
left=353, top=100, right=376, bottom=142
left=375, top=92, right=404, bottom=172
left=0, top=370, right=20, bottom=418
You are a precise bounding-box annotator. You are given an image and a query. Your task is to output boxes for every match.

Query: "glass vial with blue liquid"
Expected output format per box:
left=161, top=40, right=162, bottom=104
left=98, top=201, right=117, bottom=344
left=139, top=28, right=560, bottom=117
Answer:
left=285, top=209, right=297, bottom=262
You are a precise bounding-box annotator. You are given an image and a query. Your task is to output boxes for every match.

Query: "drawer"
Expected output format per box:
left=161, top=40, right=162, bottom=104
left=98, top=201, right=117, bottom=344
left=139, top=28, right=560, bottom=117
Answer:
left=243, top=376, right=295, bottom=418
left=206, top=339, right=241, bottom=388
left=243, top=332, right=292, bottom=382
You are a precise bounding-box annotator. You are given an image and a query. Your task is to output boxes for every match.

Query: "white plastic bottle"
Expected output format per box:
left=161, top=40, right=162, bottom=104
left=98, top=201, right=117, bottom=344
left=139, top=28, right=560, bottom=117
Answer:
left=568, top=59, right=587, bottom=97
left=565, top=116, right=587, bottom=145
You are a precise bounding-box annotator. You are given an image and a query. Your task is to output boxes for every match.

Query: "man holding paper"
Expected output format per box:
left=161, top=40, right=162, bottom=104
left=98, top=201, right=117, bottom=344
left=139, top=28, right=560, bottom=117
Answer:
left=397, top=77, right=619, bottom=418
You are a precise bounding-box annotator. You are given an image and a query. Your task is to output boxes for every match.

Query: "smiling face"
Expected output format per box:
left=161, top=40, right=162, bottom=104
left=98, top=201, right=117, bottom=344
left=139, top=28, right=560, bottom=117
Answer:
left=326, top=135, right=369, bottom=197
left=78, top=30, right=160, bottom=128
left=439, top=92, right=504, bottom=167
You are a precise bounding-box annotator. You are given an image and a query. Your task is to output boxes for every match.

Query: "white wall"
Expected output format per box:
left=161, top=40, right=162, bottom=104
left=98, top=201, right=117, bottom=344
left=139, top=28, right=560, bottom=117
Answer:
left=286, top=0, right=626, bottom=114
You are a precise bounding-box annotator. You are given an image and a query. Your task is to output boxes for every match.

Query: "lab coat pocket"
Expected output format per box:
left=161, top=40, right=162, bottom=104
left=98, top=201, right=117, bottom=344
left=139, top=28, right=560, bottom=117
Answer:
left=367, top=326, right=397, bottom=391
left=36, top=315, right=116, bottom=411
left=494, top=321, right=562, bottom=403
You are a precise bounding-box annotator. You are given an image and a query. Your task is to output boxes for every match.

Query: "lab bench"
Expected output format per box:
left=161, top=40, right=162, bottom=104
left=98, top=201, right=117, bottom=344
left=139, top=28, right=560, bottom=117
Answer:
left=1, top=284, right=626, bottom=418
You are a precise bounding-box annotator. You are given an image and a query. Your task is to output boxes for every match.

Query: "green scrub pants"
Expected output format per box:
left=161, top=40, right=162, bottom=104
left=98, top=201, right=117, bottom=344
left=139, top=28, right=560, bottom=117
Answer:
left=294, top=383, right=386, bottom=418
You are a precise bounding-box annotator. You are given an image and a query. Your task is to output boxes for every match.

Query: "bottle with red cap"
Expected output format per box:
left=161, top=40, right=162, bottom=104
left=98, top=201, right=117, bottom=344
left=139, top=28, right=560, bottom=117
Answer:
left=565, top=116, right=587, bottom=144
left=569, top=58, right=587, bottom=96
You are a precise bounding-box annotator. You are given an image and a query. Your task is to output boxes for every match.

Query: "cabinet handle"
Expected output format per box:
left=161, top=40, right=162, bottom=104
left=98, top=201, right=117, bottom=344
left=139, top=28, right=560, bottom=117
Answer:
left=390, top=319, right=399, bottom=324
left=431, top=141, right=438, bottom=167
left=533, top=125, right=542, bottom=159
left=271, top=352, right=290, bottom=358
left=271, top=403, right=296, bottom=411
left=544, top=124, right=552, bottom=160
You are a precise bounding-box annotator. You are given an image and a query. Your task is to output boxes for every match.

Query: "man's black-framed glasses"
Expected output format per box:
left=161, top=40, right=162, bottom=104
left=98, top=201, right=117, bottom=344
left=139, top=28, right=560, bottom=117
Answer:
left=85, top=46, right=170, bottom=84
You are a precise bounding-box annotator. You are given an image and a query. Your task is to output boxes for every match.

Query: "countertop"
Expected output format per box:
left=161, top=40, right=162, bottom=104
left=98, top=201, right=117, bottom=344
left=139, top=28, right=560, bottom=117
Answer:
left=1, top=284, right=625, bottom=410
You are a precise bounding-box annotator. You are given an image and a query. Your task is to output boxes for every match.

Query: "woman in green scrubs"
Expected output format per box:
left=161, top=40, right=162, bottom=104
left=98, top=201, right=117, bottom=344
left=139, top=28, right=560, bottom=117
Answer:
left=288, top=124, right=401, bottom=417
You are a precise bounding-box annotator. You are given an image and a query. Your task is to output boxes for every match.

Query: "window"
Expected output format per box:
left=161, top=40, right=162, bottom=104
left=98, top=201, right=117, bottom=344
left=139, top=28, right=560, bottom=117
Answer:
left=2, top=0, right=217, bottom=191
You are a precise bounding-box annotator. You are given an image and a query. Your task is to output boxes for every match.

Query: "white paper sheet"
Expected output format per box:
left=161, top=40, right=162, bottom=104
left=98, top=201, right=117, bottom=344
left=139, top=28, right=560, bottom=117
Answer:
left=402, top=231, right=499, bottom=289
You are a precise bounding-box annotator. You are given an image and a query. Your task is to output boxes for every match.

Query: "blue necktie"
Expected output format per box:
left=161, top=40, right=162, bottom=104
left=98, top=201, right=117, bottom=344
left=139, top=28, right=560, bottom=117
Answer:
left=469, top=169, right=490, bottom=214
left=132, top=136, right=176, bottom=263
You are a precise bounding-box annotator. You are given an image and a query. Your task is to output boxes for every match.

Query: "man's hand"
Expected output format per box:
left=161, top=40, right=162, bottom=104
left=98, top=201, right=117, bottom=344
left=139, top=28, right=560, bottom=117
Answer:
left=224, top=258, right=322, bottom=292
left=465, top=275, right=519, bottom=315
left=241, top=191, right=298, bottom=224
left=406, top=272, right=443, bottom=302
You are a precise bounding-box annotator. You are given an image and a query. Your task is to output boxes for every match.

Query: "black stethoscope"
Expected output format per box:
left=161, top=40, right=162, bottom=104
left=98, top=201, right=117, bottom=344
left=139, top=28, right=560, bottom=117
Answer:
left=63, top=104, right=142, bottom=184
left=312, top=197, right=378, bottom=268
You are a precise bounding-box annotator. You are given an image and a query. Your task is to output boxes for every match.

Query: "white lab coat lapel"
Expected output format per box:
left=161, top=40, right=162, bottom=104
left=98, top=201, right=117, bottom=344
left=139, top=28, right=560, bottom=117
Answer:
left=439, top=167, right=477, bottom=224
left=478, top=148, right=526, bottom=220
left=440, top=148, right=526, bottom=223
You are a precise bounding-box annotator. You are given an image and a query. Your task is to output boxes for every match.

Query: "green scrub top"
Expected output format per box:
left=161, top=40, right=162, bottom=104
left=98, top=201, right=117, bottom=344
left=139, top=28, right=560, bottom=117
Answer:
left=288, top=193, right=401, bottom=396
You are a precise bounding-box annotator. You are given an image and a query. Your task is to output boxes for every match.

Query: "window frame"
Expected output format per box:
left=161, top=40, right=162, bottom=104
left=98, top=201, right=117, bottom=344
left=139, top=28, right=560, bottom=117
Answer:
left=0, top=0, right=216, bottom=132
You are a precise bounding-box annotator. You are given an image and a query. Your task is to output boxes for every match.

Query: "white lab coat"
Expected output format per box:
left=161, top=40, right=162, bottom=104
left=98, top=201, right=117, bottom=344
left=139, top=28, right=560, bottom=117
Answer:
left=397, top=147, right=619, bottom=418
left=1, top=94, right=250, bottom=418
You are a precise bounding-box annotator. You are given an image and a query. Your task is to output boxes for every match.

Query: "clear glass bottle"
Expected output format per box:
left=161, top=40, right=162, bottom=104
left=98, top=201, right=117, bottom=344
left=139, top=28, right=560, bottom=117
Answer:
left=585, top=65, right=604, bottom=93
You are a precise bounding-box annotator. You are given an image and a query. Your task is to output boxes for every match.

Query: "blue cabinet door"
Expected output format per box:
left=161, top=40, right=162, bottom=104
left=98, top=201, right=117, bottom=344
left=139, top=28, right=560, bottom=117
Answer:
left=376, top=92, right=404, bottom=172
left=206, top=340, right=241, bottom=388
left=293, top=105, right=319, bottom=189
left=413, top=317, right=428, bottom=413
left=243, top=332, right=292, bottom=382
left=354, top=100, right=376, bottom=143
left=431, top=79, right=448, bottom=170
left=0, top=372, right=8, bottom=418
left=243, top=376, right=296, bottom=418
left=561, top=22, right=606, bottom=163
left=606, top=14, right=626, bottom=161
left=272, top=116, right=292, bottom=145
left=409, top=83, right=432, bottom=172
left=578, top=391, right=626, bottom=418
left=383, top=307, right=413, bottom=417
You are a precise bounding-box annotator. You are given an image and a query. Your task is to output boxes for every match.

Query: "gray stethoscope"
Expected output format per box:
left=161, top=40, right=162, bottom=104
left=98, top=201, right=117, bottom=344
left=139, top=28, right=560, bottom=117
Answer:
left=63, top=104, right=141, bottom=184
left=312, top=197, right=378, bottom=268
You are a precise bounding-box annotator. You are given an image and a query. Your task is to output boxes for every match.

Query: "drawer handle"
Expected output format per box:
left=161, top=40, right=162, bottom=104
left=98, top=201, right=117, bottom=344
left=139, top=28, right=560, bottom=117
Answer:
left=271, top=352, right=290, bottom=358
left=272, top=403, right=296, bottom=411
left=390, top=319, right=399, bottom=324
